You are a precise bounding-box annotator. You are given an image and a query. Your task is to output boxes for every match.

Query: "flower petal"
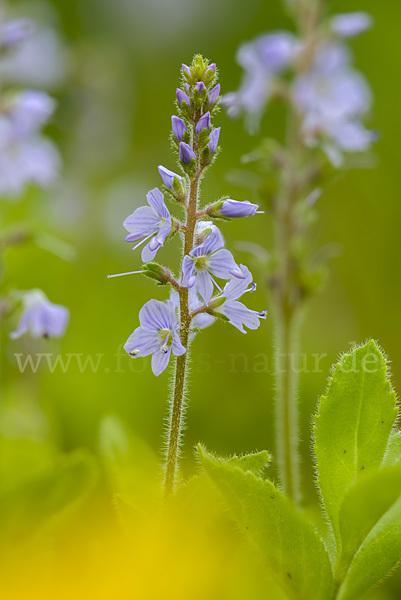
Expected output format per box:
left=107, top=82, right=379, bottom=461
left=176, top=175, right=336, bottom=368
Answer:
left=151, top=347, right=171, bottom=376
left=123, top=206, right=160, bottom=239
left=139, top=299, right=176, bottom=331
left=147, top=187, right=169, bottom=219
left=219, top=300, right=262, bottom=333
left=222, top=265, right=253, bottom=300
left=124, top=326, right=160, bottom=357
left=191, top=229, right=223, bottom=258
left=181, top=255, right=195, bottom=286
left=207, top=248, right=239, bottom=279
left=172, top=331, right=186, bottom=356
left=195, top=269, right=214, bottom=304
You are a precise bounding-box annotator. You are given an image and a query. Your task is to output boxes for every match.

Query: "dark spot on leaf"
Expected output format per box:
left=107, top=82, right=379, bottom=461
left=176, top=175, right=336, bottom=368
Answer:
left=270, top=494, right=275, bottom=499
left=381, top=421, right=384, bottom=424
left=343, top=450, right=347, bottom=454
left=360, top=466, right=365, bottom=470
left=287, top=573, right=292, bottom=579
left=245, top=526, right=249, bottom=529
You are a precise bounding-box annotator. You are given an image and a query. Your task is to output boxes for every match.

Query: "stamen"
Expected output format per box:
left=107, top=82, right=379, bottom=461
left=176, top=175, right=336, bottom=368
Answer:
left=256, top=210, right=265, bottom=214
left=161, top=344, right=169, bottom=354
left=245, top=283, right=257, bottom=293
left=258, top=310, right=268, bottom=319
left=107, top=270, right=144, bottom=279
left=208, top=272, right=223, bottom=293
left=131, top=232, right=155, bottom=252
left=129, top=349, right=140, bottom=357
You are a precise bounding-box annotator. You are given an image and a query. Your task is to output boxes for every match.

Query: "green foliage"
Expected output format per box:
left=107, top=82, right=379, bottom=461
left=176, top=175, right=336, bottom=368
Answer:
left=99, top=415, right=161, bottom=511
left=200, top=341, right=401, bottom=599
left=383, top=430, right=401, bottom=467
left=335, top=464, right=401, bottom=599
left=314, top=340, right=398, bottom=550
left=0, top=450, right=96, bottom=544
left=198, top=446, right=333, bottom=600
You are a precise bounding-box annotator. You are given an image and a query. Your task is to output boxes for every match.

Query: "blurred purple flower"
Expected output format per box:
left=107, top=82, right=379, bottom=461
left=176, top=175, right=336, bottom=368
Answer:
left=10, top=290, right=69, bottom=339
left=123, top=187, right=172, bottom=262
left=331, top=12, right=372, bottom=38
left=181, top=229, right=244, bottom=303
left=196, top=82, right=206, bottom=94
left=124, top=298, right=185, bottom=376
left=0, top=19, right=33, bottom=49
left=293, top=46, right=371, bottom=122
left=223, top=32, right=298, bottom=126
left=9, top=90, right=55, bottom=135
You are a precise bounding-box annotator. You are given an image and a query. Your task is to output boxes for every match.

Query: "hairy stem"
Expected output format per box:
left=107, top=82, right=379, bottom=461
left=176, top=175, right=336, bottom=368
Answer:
left=273, top=137, right=302, bottom=503
left=164, top=177, right=199, bottom=498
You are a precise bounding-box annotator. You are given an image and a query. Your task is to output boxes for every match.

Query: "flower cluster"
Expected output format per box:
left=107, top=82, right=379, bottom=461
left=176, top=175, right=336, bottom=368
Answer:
left=111, top=56, right=267, bottom=376
left=0, top=9, right=69, bottom=341
left=224, top=11, right=375, bottom=165
left=0, top=16, right=60, bottom=198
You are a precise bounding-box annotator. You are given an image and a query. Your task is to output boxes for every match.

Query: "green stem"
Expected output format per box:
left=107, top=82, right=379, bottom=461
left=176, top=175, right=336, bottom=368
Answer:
left=163, top=177, right=199, bottom=498
left=273, top=146, right=302, bottom=502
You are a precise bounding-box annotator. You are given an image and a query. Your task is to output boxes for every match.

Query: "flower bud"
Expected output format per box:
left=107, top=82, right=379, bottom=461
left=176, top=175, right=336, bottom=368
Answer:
left=142, top=263, right=170, bottom=285
left=179, top=142, right=196, bottom=165
left=208, top=84, right=220, bottom=107
left=176, top=88, right=190, bottom=108
left=196, top=111, right=211, bottom=135
left=195, top=82, right=206, bottom=94
left=219, top=199, right=259, bottom=218
left=158, top=165, right=183, bottom=191
left=208, top=127, right=221, bottom=154
left=172, top=116, right=187, bottom=142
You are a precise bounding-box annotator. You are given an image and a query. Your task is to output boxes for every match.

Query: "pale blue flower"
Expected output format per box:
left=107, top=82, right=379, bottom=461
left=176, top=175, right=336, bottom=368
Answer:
left=223, top=32, right=298, bottom=124
left=9, top=90, right=55, bottom=135
left=0, top=19, right=33, bottom=49
left=0, top=90, right=59, bottom=197
left=158, top=165, right=183, bottom=191
left=10, top=290, right=69, bottom=339
left=181, top=229, right=244, bottom=304
left=124, top=298, right=185, bottom=376
left=293, top=43, right=371, bottom=122
left=331, top=12, right=372, bottom=38
left=123, top=187, right=172, bottom=262
left=214, top=265, right=267, bottom=333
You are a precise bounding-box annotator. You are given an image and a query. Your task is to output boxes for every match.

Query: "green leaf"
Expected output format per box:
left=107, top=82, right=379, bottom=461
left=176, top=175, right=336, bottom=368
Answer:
left=218, top=448, right=272, bottom=475
left=382, top=429, right=401, bottom=467
left=99, top=416, right=161, bottom=510
left=336, top=464, right=401, bottom=599
left=0, top=451, right=96, bottom=543
left=199, top=445, right=332, bottom=600
left=314, top=341, right=397, bottom=550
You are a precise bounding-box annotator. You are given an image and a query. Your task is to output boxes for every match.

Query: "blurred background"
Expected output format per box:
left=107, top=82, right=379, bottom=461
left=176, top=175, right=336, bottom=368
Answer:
left=1, top=0, right=400, bottom=598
